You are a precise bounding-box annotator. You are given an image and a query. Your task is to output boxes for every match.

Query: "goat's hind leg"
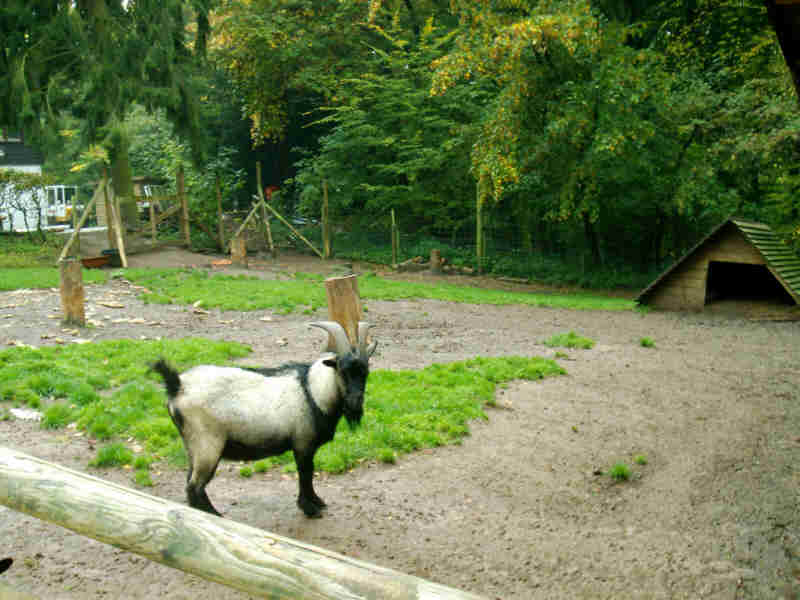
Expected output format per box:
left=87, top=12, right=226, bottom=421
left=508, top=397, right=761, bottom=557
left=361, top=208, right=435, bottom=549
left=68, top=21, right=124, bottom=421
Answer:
left=293, top=449, right=325, bottom=518
left=185, top=442, right=224, bottom=516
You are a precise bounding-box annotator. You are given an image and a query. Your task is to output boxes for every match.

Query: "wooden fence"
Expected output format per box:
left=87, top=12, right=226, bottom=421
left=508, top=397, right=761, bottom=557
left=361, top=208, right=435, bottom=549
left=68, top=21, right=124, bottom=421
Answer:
left=0, top=446, right=487, bottom=600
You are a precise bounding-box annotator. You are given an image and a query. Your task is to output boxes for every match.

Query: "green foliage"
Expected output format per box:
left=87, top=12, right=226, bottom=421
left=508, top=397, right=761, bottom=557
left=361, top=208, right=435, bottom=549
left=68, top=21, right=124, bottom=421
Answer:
left=90, top=443, right=134, bottom=468
left=608, top=462, right=632, bottom=481
left=134, top=470, right=154, bottom=487
left=121, top=268, right=635, bottom=312
left=291, top=21, right=489, bottom=240
left=639, top=337, right=655, bottom=348
left=543, top=331, right=595, bottom=349
left=634, top=454, right=648, bottom=466
left=239, top=466, right=254, bottom=478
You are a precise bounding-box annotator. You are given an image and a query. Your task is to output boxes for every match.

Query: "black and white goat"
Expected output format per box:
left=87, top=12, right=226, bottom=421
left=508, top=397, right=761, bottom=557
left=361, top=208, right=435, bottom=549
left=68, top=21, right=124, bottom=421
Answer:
left=151, top=321, right=376, bottom=518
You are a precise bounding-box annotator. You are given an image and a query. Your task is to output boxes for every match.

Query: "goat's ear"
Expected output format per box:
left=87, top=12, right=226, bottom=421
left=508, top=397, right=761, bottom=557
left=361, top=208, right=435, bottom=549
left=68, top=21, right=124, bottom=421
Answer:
left=322, top=358, right=337, bottom=369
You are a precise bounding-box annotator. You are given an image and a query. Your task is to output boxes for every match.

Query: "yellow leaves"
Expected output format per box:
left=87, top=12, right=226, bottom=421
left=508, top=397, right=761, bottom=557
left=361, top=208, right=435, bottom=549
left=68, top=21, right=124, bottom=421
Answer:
left=70, top=145, right=108, bottom=172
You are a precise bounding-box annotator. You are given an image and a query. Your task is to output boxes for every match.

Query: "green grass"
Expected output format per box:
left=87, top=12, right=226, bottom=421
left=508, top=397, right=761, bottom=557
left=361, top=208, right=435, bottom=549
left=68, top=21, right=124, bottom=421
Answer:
left=639, top=337, right=655, bottom=348
left=90, top=442, right=134, bottom=467
left=0, top=340, right=564, bottom=476
left=608, top=462, right=632, bottom=481
left=246, top=356, right=565, bottom=474
left=0, top=234, right=62, bottom=267
left=0, top=266, right=108, bottom=291
left=121, top=268, right=635, bottom=313
left=634, top=454, right=648, bottom=465
left=543, top=331, right=596, bottom=349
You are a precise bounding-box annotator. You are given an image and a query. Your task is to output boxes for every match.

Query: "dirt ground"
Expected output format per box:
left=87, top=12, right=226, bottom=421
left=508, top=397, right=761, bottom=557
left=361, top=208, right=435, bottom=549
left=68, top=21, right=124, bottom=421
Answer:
left=1, top=247, right=799, bottom=600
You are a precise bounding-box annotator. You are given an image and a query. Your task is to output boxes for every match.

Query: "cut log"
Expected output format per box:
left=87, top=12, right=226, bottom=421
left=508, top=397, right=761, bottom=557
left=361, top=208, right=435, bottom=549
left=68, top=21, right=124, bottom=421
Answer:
left=59, top=258, right=85, bottom=327
left=231, top=235, right=248, bottom=268
left=324, top=275, right=362, bottom=348
left=430, top=249, right=443, bottom=274
left=0, top=446, right=487, bottom=600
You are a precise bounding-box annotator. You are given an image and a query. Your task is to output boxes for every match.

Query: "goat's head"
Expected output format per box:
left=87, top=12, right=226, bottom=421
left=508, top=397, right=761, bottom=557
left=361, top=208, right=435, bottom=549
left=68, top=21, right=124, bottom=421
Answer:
left=310, top=321, right=377, bottom=427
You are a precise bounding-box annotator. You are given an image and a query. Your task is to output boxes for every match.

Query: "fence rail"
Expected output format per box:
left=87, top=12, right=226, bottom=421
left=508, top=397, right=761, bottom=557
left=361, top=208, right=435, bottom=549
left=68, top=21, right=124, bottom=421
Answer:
left=0, top=446, right=486, bottom=600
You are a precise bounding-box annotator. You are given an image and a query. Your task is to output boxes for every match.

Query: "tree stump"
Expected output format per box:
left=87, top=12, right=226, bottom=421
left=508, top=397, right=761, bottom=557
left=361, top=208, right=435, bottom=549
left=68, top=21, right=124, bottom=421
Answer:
left=59, top=259, right=85, bottom=327
left=324, top=275, right=362, bottom=348
left=430, top=249, right=442, bottom=274
left=231, top=235, right=248, bottom=268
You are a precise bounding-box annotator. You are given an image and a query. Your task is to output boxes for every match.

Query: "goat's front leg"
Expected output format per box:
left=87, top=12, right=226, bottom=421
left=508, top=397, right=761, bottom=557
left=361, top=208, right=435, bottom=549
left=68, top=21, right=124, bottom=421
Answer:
left=293, top=448, right=326, bottom=518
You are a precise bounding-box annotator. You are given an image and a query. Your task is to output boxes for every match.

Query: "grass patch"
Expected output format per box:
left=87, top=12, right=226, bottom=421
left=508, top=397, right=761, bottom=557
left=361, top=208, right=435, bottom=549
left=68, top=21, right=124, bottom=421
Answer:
left=639, top=337, right=655, bottom=348
left=134, top=469, right=153, bottom=487
left=0, top=338, right=251, bottom=465
left=1, top=342, right=564, bottom=476
left=634, top=454, right=648, bottom=465
left=608, top=462, right=632, bottom=481
left=0, top=234, right=62, bottom=268
left=254, top=356, right=565, bottom=473
left=90, top=442, right=134, bottom=467
left=543, top=331, right=595, bottom=349
left=0, top=267, right=108, bottom=291
left=121, top=268, right=635, bottom=313
left=239, top=466, right=254, bottom=478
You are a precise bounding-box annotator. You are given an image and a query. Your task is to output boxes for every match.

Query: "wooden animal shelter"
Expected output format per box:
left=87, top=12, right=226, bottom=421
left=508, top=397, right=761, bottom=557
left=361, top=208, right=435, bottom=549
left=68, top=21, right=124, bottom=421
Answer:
left=637, top=219, right=800, bottom=315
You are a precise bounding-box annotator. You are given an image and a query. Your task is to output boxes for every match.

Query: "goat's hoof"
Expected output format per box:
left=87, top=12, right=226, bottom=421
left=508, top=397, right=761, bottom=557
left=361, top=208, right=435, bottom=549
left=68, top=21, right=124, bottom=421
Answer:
left=298, top=498, right=324, bottom=518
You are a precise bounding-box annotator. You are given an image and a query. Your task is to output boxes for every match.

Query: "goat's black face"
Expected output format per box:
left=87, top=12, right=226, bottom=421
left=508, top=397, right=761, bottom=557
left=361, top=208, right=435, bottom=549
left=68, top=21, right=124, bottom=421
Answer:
left=336, top=353, right=370, bottom=428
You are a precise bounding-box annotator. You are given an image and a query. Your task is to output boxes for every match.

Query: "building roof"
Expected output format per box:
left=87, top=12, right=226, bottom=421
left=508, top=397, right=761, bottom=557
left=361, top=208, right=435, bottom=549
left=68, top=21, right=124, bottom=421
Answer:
left=0, top=140, right=43, bottom=168
left=637, top=218, right=800, bottom=303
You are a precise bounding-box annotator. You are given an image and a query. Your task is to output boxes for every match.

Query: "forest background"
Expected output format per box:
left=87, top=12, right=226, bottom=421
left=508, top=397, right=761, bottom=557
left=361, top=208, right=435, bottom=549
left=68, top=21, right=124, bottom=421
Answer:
left=2, top=0, right=799, bottom=289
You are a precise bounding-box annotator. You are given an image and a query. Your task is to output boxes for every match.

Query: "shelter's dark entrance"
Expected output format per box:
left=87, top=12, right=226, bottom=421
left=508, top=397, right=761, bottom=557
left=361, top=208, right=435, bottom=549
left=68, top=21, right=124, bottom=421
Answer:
left=705, top=261, right=796, bottom=305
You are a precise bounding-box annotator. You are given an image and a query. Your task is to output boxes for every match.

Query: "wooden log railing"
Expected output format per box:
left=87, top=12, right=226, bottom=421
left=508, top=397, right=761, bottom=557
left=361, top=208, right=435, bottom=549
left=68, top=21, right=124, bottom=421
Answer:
left=0, top=447, right=486, bottom=600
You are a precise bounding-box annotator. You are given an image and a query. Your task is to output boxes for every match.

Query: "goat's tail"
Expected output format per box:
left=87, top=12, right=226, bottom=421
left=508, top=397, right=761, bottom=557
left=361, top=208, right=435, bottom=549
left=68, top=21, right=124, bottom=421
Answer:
left=151, top=359, right=182, bottom=399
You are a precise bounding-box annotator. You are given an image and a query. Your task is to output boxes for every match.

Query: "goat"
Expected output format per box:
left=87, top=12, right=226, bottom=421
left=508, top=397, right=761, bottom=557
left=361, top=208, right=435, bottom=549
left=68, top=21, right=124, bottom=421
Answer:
left=151, top=321, right=376, bottom=518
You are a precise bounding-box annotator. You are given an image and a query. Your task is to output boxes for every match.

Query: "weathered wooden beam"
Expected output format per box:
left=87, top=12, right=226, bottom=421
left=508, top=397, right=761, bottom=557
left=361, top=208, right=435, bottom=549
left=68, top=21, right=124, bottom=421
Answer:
left=58, top=258, right=85, bottom=326
left=0, top=447, right=486, bottom=600
left=58, top=193, right=98, bottom=262
left=107, top=195, right=128, bottom=268
left=178, top=166, right=191, bottom=247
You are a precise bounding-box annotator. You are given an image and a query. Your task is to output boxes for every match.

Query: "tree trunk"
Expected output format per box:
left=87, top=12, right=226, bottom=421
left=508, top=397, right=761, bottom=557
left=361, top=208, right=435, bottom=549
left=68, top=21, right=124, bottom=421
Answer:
left=765, top=0, right=800, bottom=103
left=582, top=212, right=602, bottom=267
left=109, top=132, right=138, bottom=228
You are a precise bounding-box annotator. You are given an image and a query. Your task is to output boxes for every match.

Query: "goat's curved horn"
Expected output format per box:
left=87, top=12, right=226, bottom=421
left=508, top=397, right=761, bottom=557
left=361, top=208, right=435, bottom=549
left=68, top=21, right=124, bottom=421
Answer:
left=309, top=321, right=352, bottom=355
left=357, top=321, right=377, bottom=358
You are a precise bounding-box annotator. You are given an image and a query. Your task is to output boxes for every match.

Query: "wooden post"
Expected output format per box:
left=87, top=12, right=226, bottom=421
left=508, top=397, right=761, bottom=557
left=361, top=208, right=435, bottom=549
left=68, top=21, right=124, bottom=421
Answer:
left=0, top=447, right=487, bottom=600
left=324, top=275, right=362, bottom=348
left=430, top=249, right=442, bottom=274
left=59, top=258, right=85, bottom=327
left=261, top=201, right=323, bottom=259
left=476, top=184, right=484, bottom=274
left=58, top=194, right=99, bottom=263
left=107, top=195, right=128, bottom=268
left=71, top=190, right=80, bottom=256
left=216, top=176, right=225, bottom=251
left=149, top=202, right=156, bottom=242
left=231, top=235, right=248, bottom=268
left=322, top=180, right=331, bottom=259
left=178, top=165, right=190, bottom=247
left=102, top=170, right=115, bottom=249
left=255, top=162, right=276, bottom=258
left=391, top=209, right=398, bottom=267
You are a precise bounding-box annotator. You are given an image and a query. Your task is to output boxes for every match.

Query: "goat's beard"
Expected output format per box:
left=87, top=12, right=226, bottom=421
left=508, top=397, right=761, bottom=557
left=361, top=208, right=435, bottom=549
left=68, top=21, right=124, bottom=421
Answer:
left=343, top=396, right=364, bottom=430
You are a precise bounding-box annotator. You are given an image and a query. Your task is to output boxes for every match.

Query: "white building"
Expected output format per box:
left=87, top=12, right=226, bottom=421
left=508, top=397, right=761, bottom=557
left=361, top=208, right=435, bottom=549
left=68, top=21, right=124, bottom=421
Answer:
left=0, top=136, right=78, bottom=231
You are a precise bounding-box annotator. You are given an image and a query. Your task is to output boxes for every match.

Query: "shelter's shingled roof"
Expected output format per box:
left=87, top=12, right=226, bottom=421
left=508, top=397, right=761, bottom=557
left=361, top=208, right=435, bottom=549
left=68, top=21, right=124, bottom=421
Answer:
left=0, top=140, right=43, bottom=168
left=637, top=218, right=800, bottom=304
